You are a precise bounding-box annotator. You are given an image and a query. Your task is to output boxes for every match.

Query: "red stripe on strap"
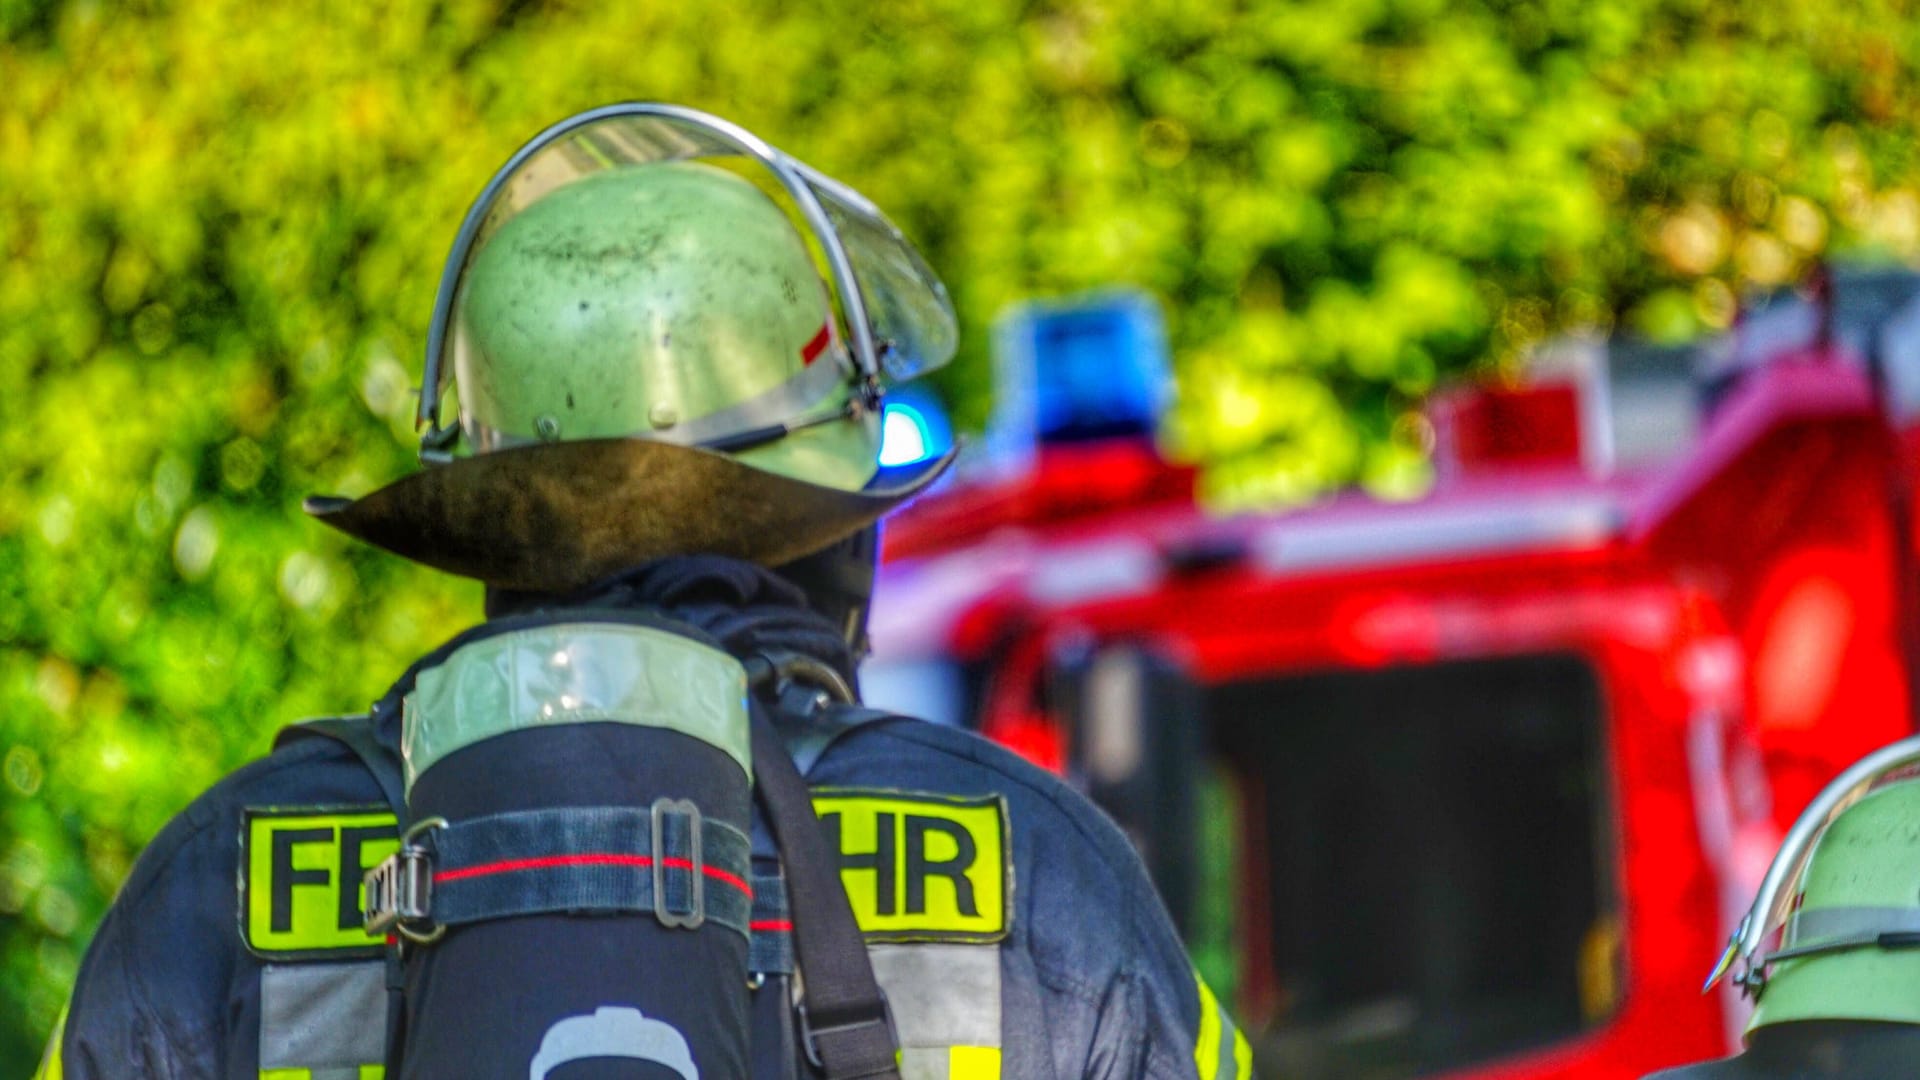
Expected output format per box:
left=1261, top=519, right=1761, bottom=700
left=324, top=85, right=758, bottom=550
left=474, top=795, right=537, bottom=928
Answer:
left=436, top=853, right=752, bottom=897
left=660, top=855, right=753, bottom=897
left=435, top=853, right=649, bottom=881
left=801, top=324, right=832, bottom=365
left=749, top=919, right=793, bottom=933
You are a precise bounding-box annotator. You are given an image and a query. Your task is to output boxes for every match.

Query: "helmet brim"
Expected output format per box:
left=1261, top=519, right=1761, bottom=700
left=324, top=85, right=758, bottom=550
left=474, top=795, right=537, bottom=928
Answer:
left=303, top=437, right=953, bottom=590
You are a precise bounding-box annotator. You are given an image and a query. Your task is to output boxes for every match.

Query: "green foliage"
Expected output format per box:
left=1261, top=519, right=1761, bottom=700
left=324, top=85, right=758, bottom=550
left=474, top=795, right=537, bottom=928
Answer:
left=3, top=0, right=1919, bottom=1066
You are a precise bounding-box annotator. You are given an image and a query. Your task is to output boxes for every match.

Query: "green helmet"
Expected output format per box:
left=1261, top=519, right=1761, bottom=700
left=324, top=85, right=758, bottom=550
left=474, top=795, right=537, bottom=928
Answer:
left=306, top=104, right=957, bottom=590
left=1706, top=735, right=1920, bottom=1033
left=456, top=161, right=879, bottom=491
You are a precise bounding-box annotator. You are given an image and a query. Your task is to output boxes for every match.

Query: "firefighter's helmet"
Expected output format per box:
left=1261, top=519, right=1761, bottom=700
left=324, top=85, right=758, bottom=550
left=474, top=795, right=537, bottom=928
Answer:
left=1706, top=734, right=1920, bottom=1032
left=305, top=104, right=957, bottom=591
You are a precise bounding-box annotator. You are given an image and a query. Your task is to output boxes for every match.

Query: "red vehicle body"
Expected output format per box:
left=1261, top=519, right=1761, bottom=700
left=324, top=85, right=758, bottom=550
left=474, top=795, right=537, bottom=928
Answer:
left=862, top=276, right=1920, bottom=1079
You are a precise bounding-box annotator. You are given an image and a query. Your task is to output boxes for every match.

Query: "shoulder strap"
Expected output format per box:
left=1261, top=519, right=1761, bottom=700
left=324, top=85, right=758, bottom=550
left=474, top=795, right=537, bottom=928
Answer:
left=274, top=715, right=407, bottom=823
left=751, top=703, right=901, bottom=1080
left=273, top=714, right=410, bottom=1072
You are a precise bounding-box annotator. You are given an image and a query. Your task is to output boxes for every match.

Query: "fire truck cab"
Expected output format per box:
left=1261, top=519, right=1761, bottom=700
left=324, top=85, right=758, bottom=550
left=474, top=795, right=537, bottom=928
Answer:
left=862, top=272, right=1920, bottom=1079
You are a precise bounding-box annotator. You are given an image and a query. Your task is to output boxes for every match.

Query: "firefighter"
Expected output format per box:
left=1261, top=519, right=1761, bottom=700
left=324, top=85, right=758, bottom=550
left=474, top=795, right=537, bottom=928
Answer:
left=1648, top=735, right=1920, bottom=1079
left=36, top=104, right=1253, bottom=1080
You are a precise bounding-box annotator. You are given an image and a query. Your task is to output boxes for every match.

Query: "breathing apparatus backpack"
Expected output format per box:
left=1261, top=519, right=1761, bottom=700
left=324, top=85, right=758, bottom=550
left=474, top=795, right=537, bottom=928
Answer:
left=284, top=609, right=901, bottom=1079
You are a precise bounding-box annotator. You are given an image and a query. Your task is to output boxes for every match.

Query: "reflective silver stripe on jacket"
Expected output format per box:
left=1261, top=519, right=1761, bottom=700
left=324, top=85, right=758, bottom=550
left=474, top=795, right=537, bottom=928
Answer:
left=260, top=962, right=386, bottom=1079
left=869, top=943, right=1002, bottom=1079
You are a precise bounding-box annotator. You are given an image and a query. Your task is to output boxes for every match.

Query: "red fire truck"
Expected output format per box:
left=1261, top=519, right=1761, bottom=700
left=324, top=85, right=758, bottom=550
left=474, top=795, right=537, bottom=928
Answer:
left=861, top=271, right=1920, bottom=1079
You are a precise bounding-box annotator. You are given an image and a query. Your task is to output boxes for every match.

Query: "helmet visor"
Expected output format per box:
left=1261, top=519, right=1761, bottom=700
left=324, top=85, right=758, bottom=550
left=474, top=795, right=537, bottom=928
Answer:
left=420, top=104, right=957, bottom=434
left=789, top=160, right=959, bottom=382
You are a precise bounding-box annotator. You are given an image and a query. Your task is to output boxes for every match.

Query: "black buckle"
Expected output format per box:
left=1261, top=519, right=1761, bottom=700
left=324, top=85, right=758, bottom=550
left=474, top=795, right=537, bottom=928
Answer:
left=796, top=993, right=898, bottom=1072
left=363, top=816, right=446, bottom=945
left=652, top=798, right=705, bottom=930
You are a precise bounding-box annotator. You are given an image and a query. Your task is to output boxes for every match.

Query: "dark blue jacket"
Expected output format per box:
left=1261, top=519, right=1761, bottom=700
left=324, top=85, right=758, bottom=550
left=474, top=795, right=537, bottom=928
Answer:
left=39, top=610, right=1250, bottom=1079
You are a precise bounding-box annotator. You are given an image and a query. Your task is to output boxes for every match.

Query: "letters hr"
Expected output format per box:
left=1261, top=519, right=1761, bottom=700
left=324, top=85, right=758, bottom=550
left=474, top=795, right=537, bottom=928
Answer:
left=820, top=810, right=979, bottom=917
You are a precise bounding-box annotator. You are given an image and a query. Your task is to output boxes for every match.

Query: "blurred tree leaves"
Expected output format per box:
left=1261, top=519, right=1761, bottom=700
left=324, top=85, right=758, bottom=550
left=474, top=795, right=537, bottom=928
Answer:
left=3, top=0, right=1920, bottom=1065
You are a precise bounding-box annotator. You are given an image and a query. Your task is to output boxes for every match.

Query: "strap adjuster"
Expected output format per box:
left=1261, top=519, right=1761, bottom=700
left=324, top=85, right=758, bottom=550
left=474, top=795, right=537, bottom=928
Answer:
left=796, top=993, right=898, bottom=1074
left=651, top=797, right=706, bottom=930
left=364, top=816, right=447, bottom=945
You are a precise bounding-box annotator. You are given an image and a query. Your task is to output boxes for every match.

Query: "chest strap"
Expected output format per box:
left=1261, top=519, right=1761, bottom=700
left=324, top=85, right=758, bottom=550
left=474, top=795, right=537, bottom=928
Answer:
left=274, top=715, right=810, bottom=978
left=364, top=804, right=756, bottom=942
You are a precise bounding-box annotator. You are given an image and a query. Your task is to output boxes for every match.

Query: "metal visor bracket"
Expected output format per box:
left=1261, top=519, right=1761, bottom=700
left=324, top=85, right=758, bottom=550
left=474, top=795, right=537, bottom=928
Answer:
left=416, top=102, right=958, bottom=456
left=1705, top=734, right=1920, bottom=998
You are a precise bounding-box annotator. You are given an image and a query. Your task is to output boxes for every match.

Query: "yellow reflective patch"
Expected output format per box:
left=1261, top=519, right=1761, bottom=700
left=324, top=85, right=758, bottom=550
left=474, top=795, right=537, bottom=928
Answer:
left=1194, top=971, right=1254, bottom=1079
left=1195, top=976, right=1222, bottom=1080
left=259, top=1070, right=384, bottom=1080
left=32, top=1006, right=64, bottom=1080
left=949, top=1045, right=1002, bottom=1080
left=243, top=808, right=398, bottom=956
left=810, top=790, right=1009, bottom=943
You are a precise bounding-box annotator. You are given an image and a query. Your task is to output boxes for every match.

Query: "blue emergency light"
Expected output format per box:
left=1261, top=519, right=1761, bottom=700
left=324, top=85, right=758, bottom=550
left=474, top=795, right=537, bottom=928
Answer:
left=991, top=290, right=1171, bottom=449
left=877, top=384, right=955, bottom=468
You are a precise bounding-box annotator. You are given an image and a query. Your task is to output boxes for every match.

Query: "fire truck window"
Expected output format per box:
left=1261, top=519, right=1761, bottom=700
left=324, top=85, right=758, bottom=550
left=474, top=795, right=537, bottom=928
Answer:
left=1212, top=653, right=1613, bottom=1079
